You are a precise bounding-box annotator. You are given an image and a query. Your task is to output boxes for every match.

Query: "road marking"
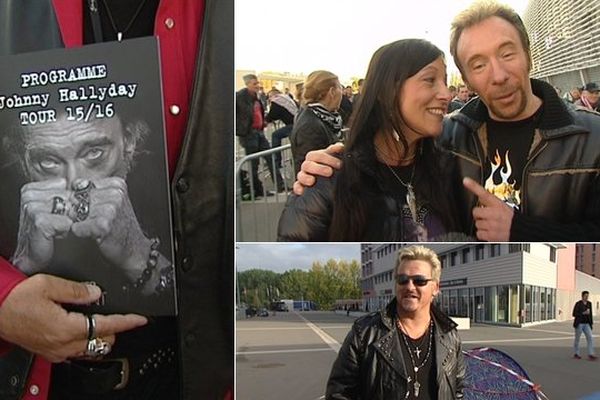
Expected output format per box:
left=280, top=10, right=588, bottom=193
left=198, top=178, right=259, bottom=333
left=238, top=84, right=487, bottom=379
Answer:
left=237, top=327, right=314, bottom=331
left=237, top=325, right=350, bottom=331
left=295, top=312, right=341, bottom=353
left=236, top=348, right=332, bottom=356
left=512, top=327, right=576, bottom=335
left=463, top=335, right=599, bottom=344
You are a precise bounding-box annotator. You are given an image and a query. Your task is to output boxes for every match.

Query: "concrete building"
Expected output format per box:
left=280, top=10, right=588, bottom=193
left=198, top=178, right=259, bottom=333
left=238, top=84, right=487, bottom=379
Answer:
left=235, top=69, right=304, bottom=95
left=576, top=243, right=599, bottom=277
left=523, top=0, right=600, bottom=93
left=360, top=243, right=600, bottom=327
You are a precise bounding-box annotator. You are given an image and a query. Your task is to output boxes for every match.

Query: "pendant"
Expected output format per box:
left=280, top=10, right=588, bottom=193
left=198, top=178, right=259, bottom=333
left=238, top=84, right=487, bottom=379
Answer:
left=414, top=381, right=421, bottom=397
left=117, top=32, right=123, bottom=41
left=415, top=347, right=421, bottom=358
left=414, top=366, right=419, bottom=373
left=406, top=184, right=417, bottom=222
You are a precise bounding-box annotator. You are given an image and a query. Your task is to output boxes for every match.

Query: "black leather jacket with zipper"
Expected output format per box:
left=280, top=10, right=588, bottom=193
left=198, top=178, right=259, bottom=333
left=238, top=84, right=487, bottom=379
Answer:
left=326, top=300, right=465, bottom=400
left=440, top=79, right=600, bottom=241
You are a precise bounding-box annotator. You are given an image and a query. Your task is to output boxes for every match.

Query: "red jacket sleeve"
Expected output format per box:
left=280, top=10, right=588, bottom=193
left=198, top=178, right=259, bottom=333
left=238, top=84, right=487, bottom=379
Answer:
left=0, top=257, right=27, bottom=354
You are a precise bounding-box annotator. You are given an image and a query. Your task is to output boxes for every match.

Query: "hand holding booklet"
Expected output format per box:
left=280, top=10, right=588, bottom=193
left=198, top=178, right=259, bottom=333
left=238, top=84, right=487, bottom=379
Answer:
left=0, top=37, right=176, bottom=316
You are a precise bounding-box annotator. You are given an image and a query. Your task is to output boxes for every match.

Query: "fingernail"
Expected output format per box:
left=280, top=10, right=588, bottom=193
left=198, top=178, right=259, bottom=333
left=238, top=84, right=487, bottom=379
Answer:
left=86, top=284, right=102, bottom=297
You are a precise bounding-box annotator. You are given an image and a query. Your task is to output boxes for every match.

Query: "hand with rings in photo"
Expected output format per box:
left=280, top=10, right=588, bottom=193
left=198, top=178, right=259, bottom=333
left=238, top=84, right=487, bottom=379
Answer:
left=12, top=178, right=75, bottom=274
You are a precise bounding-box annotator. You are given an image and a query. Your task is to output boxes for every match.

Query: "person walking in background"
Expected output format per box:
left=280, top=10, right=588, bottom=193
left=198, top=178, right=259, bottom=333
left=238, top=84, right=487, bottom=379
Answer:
left=289, top=70, right=343, bottom=174
left=236, top=74, right=285, bottom=197
left=563, top=87, right=581, bottom=104
left=575, top=82, right=600, bottom=112
left=448, top=83, right=470, bottom=112
left=339, top=86, right=354, bottom=126
left=573, top=290, right=597, bottom=361
left=266, top=88, right=298, bottom=181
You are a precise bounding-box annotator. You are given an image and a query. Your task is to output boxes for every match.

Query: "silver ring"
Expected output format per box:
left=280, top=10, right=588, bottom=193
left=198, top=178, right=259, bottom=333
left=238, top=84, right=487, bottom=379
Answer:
left=85, top=314, right=97, bottom=340
left=73, top=179, right=92, bottom=192
left=72, top=181, right=94, bottom=222
left=51, top=196, right=66, bottom=215
left=85, top=337, right=111, bottom=358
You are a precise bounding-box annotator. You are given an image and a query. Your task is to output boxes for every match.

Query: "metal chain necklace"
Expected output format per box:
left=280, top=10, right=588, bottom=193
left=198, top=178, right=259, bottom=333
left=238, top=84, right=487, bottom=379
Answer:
left=385, top=162, right=418, bottom=223
left=397, top=319, right=434, bottom=398
left=101, top=0, right=149, bottom=41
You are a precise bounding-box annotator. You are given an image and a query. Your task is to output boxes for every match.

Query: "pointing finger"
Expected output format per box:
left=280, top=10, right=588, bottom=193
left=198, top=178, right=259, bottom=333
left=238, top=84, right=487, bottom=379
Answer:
left=463, top=177, right=500, bottom=207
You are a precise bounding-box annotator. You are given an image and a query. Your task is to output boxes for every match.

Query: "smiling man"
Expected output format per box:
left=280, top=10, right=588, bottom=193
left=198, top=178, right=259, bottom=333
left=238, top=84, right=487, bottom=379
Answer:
left=326, top=245, right=464, bottom=400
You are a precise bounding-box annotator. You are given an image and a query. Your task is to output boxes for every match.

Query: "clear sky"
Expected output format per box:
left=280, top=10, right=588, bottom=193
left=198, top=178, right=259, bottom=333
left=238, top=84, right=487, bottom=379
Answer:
left=236, top=243, right=361, bottom=273
left=235, top=0, right=529, bottom=82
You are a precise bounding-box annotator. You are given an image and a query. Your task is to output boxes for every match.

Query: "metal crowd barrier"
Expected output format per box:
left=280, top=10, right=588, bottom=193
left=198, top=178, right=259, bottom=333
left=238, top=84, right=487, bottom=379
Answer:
left=235, top=143, right=295, bottom=241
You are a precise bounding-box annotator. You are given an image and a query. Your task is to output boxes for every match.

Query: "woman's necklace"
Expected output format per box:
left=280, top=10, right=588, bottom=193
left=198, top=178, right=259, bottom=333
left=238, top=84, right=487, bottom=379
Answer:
left=397, top=319, right=434, bottom=397
left=374, top=139, right=419, bottom=223
left=386, top=162, right=418, bottom=223
left=102, top=0, right=149, bottom=41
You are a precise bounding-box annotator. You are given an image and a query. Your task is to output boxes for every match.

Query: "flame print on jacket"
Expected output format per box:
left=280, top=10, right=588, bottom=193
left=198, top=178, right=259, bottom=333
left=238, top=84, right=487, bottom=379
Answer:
left=484, top=149, right=521, bottom=209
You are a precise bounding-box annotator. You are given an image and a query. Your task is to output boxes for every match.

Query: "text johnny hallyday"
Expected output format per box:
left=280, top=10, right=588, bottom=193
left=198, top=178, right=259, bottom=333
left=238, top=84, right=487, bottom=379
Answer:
left=0, top=64, right=139, bottom=126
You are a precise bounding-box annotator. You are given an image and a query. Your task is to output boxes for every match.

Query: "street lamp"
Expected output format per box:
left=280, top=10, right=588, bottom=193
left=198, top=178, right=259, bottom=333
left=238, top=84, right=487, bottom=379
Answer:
left=235, top=246, right=242, bottom=316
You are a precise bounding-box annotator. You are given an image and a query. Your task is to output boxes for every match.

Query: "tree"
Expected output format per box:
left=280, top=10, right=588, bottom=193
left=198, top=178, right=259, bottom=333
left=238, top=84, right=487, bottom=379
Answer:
left=279, top=269, right=309, bottom=300
left=237, top=259, right=361, bottom=310
left=306, top=259, right=361, bottom=310
left=238, top=269, right=281, bottom=307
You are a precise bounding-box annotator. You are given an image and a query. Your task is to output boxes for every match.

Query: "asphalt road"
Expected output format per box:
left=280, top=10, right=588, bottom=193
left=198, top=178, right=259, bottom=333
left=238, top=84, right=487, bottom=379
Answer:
left=236, top=311, right=600, bottom=400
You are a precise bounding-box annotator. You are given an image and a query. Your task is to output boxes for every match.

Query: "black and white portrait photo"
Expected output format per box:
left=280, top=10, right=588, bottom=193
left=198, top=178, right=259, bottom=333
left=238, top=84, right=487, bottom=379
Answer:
left=0, top=38, right=175, bottom=315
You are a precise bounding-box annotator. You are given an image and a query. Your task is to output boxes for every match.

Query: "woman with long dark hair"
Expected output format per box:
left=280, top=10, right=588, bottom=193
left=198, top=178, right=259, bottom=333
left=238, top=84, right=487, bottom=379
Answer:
left=278, top=39, right=467, bottom=241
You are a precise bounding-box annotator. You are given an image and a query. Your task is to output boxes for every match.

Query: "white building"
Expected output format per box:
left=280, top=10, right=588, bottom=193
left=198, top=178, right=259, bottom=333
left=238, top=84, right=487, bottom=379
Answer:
left=360, top=243, right=600, bottom=327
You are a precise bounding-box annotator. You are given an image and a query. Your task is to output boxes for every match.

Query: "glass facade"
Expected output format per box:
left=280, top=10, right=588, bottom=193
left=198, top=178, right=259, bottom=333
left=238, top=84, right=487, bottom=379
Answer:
left=440, top=284, right=556, bottom=326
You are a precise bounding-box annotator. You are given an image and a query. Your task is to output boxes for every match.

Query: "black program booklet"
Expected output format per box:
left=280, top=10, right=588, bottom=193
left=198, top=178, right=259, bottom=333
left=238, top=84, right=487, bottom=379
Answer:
left=0, top=37, right=176, bottom=316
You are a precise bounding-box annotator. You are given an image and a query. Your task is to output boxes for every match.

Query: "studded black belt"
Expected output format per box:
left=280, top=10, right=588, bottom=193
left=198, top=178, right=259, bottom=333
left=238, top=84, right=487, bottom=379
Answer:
left=51, top=345, right=176, bottom=395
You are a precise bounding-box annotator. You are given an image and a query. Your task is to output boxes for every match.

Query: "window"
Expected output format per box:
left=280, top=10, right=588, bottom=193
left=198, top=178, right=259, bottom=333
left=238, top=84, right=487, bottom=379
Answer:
left=549, top=247, right=556, bottom=262
left=440, top=255, right=447, bottom=269
left=450, top=252, right=457, bottom=266
left=476, top=245, right=485, bottom=261
left=462, top=248, right=470, bottom=264
left=491, top=244, right=501, bottom=257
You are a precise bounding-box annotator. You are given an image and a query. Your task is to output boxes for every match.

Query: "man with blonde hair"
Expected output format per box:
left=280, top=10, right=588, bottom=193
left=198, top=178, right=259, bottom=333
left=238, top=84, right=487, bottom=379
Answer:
left=326, top=245, right=464, bottom=399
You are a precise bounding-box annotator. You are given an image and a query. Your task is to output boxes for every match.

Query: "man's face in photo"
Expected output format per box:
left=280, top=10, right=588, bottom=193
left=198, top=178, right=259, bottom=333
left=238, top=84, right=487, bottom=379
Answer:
left=23, top=116, right=131, bottom=187
left=456, top=16, right=532, bottom=121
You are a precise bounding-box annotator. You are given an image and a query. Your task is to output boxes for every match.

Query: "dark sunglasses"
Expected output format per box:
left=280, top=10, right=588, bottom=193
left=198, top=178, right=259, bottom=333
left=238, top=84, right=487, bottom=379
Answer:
left=395, top=274, right=433, bottom=287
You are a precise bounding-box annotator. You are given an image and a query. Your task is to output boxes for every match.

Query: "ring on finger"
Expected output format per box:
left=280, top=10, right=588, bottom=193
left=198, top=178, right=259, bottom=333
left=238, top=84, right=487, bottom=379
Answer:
left=85, top=314, right=97, bottom=340
left=73, top=180, right=95, bottom=222
left=51, top=196, right=67, bottom=215
left=85, top=337, right=111, bottom=358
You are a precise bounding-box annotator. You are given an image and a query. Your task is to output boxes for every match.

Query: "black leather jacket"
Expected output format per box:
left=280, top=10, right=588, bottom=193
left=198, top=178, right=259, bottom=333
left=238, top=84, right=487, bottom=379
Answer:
left=172, top=0, right=234, bottom=397
left=440, top=79, right=600, bottom=241
left=277, top=143, right=467, bottom=241
left=236, top=87, right=263, bottom=137
left=290, top=107, right=340, bottom=174
left=326, top=300, right=465, bottom=400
